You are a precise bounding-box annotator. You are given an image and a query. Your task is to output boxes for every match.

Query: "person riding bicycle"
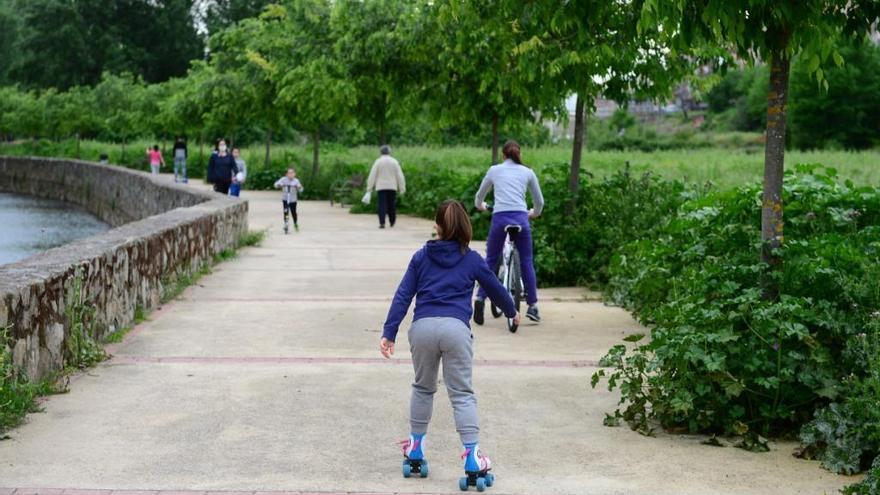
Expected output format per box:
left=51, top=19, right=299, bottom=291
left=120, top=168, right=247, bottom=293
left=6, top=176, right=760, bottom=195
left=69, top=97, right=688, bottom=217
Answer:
left=473, top=140, right=544, bottom=324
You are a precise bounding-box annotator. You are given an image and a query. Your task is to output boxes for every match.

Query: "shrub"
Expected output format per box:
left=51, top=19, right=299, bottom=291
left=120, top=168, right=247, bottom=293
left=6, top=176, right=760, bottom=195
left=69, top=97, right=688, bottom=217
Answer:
left=350, top=161, right=688, bottom=288
left=532, top=163, right=691, bottom=287
left=1, top=325, right=51, bottom=433
left=596, top=165, right=880, bottom=458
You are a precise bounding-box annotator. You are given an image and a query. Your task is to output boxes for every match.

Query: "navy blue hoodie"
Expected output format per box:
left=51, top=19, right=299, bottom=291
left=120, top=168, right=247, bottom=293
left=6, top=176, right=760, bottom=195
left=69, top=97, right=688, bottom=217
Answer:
left=382, top=240, right=517, bottom=342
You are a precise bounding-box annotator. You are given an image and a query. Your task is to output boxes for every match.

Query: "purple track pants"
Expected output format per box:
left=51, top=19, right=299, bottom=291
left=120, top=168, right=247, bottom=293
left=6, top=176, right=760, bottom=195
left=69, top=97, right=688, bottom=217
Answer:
left=477, top=210, right=538, bottom=306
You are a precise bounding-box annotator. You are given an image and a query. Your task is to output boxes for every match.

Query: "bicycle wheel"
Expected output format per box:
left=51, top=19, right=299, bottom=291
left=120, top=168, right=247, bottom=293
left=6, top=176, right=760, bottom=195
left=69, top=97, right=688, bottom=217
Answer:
left=489, top=257, right=507, bottom=318
left=490, top=258, right=504, bottom=318
left=506, top=249, right=522, bottom=333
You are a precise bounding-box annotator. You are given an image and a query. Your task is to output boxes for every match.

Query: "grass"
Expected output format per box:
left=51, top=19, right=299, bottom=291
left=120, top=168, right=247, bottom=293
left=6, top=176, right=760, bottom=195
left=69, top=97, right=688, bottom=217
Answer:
left=238, top=229, right=266, bottom=248
left=1, top=325, right=56, bottom=434
left=104, top=306, right=146, bottom=344
left=2, top=139, right=878, bottom=190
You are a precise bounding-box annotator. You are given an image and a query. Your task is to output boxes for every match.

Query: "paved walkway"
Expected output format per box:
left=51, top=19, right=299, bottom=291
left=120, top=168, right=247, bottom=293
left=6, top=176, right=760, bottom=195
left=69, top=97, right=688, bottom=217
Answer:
left=0, top=186, right=853, bottom=494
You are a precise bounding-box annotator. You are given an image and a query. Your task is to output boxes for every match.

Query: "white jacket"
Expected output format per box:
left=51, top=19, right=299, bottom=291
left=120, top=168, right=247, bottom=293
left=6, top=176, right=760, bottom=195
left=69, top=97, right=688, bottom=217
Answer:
left=367, top=155, right=406, bottom=193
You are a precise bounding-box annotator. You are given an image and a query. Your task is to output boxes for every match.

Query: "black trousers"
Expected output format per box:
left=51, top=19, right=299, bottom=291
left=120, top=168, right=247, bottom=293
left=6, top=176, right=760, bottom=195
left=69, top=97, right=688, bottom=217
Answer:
left=213, top=181, right=231, bottom=194
left=283, top=200, right=298, bottom=224
left=377, top=189, right=397, bottom=226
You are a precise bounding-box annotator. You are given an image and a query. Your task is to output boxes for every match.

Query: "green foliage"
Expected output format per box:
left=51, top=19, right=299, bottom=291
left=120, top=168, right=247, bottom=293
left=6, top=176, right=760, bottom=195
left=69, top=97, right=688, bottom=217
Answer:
left=4, top=139, right=880, bottom=191
left=799, top=330, right=880, bottom=476
left=704, top=65, right=768, bottom=132
left=1, top=325, right=52, bottom=433
left=597, top=166, right=880, bottom=459
left=0, top=1, right=20, bottom=85
left=205, top=0, right=274, bottom=36
left=642, top=0, right=879, bottom=83
left=843, top=456, right=880, bottom=495
left=351, top=160, right=687, bottom=288
left=65, top=272, right=108, bottom=370
left=7, top=0, right=203, bottom=89
left=238, top=229, right=267, bottom=248
left=789, top=39, right=880, bottom=150
left=532, top=164, right=689, bottom=287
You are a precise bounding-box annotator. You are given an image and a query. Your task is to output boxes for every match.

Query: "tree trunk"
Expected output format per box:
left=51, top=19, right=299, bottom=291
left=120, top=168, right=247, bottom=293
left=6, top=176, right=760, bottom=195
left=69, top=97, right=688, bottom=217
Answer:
left=761, top=52, right=790, bottom=298
left=264, top=127, right=272, bottom=167
left=568, top=96, right=587, bottom=214
left=491, top=112, right=499, bottom=164
left=311, top=130, right=320, bottom=180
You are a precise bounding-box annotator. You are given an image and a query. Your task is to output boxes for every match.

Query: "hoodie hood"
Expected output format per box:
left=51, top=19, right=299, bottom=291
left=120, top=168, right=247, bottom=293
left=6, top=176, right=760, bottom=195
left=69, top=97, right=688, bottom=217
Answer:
left=424, top=240, right=468, bottom=268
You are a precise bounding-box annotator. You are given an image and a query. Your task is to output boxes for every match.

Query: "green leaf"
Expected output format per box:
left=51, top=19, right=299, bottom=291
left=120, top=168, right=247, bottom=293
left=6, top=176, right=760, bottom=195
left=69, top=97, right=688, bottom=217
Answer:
left=623, top=333, right=646, bottom=343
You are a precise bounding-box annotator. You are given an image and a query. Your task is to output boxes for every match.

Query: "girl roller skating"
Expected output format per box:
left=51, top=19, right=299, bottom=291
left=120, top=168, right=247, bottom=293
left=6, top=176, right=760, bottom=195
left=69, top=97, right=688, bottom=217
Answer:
left=380, top=200, right=519, bottom=491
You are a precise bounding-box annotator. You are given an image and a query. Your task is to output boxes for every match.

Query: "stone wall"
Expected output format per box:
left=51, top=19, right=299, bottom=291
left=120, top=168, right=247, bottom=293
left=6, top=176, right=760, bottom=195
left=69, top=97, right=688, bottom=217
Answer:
left=0, top=156, right=248, bottom=380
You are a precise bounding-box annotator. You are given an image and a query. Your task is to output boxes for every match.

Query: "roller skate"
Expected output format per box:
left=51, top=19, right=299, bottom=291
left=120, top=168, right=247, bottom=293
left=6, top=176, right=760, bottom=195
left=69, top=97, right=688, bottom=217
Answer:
left=283, top=220, right=289, bottom=235
left=459, top=444, right=494, bottom=492
left=400, top=434, right=429, bottom=478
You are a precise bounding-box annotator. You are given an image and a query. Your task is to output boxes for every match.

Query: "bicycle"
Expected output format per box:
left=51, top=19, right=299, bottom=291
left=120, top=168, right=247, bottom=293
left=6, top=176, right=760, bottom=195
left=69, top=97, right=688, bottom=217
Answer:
left=482, top=208, right=526, bottom=333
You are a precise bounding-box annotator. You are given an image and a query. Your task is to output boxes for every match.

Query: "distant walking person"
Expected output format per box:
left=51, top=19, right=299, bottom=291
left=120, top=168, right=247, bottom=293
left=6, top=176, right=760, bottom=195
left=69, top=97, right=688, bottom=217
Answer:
left=146, top=145, right=164, bottom=176
left=274, top=167, right=304, bottom=234
left=229, top=148, right=246, bottom=197
left=172, top=137, right=188, bottom=183
left=206, top=138, right=238, bottom=195
left=367, top=145, right=406, bottom=229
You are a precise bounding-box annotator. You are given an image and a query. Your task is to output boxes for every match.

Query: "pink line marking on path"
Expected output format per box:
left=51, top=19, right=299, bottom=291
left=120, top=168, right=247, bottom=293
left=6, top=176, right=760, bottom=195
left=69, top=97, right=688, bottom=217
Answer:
left=0, top=489, right=518, bottom=495
left=108, top=355, right=598, bottom=368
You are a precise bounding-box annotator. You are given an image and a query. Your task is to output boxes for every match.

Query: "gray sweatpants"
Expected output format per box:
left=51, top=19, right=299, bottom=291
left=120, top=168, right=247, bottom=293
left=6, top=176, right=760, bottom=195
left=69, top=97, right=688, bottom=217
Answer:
left=408, top=317, right=479, bottom=444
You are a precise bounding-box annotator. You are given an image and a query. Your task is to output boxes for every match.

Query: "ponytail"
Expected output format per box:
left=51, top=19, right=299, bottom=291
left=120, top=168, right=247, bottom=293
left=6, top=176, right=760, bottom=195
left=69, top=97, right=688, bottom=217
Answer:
left=435, top=200, right=473, bottom=252
left=502, top=140, right=523, bottom=165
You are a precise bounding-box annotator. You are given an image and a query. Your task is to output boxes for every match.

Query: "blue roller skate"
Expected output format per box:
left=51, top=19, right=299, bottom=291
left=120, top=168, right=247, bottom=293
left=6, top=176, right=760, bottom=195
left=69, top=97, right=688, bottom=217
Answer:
left=400, top=434, right=429, bottom=479
left=459, top=443, right=494, bottom=492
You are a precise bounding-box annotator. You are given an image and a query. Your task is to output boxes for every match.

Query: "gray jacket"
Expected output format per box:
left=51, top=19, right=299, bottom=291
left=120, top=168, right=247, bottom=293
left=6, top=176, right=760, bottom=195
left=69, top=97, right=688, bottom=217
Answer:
left=475, top=159, right=544, bottom=215
left=274, top=177, right=303, bottom=202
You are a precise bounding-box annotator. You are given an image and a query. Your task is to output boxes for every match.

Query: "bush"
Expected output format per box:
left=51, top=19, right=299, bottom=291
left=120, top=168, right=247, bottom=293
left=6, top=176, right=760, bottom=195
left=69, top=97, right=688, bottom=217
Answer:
left=1, top=325, right=50, bottom=433
left=350, top=161, right=688, bottom=288
left=532, top=164, right=691, bottom=286
left=597, top=165, right=880, bottom=463
left=789, top=39, right=880, bottom=151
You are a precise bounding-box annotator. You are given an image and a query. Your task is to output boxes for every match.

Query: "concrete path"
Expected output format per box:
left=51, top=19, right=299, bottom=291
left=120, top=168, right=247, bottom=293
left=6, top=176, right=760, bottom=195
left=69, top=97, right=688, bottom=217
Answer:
left=0, top=186, right=853, bottom=494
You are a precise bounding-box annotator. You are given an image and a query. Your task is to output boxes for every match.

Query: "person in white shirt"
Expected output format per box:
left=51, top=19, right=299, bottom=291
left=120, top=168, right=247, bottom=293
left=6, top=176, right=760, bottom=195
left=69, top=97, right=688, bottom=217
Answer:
left=367, top=145, right=406, bottom=229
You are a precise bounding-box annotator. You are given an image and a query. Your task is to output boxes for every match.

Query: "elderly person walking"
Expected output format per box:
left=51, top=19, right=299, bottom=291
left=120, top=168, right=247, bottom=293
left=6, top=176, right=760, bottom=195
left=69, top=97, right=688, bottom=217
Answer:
left=367, top=145, right=406, bottom=229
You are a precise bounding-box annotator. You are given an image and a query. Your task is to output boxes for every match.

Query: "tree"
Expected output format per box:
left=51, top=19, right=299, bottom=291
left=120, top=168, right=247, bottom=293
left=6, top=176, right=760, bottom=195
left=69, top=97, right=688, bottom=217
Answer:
left=203, top=0, right=273, bottom=35
left=8, top=90, right=47, bottom=140
left=0, top=1, right=21, bottom=85
left=643, top=0, right=880, bottom=290
left=509, top=0, right=699, bottom=206
left=186, top=61, right=250, bottom=147
left=94, top=73, right=146, bottom=160
left=434, top=0, right=559, bottom=163
left=789, top=39, right=880, bottom=150
left=209, top=4, right=291, bottom=167
left=57, top=86, right=102, bottom=158
left=9, top=0, right=95, bottom=89
left=332, top=0, right=427, bottom=146
left=274, top=0, right=354, bottom=177
left=9, top=0, right=203, bottom=89
left=137, top=0, right=206, bottom=82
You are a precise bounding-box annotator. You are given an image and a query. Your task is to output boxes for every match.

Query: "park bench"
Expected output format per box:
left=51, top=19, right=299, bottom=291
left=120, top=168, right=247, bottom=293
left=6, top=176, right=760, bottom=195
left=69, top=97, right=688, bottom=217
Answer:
left=329, top=172, right=365, bottom=207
